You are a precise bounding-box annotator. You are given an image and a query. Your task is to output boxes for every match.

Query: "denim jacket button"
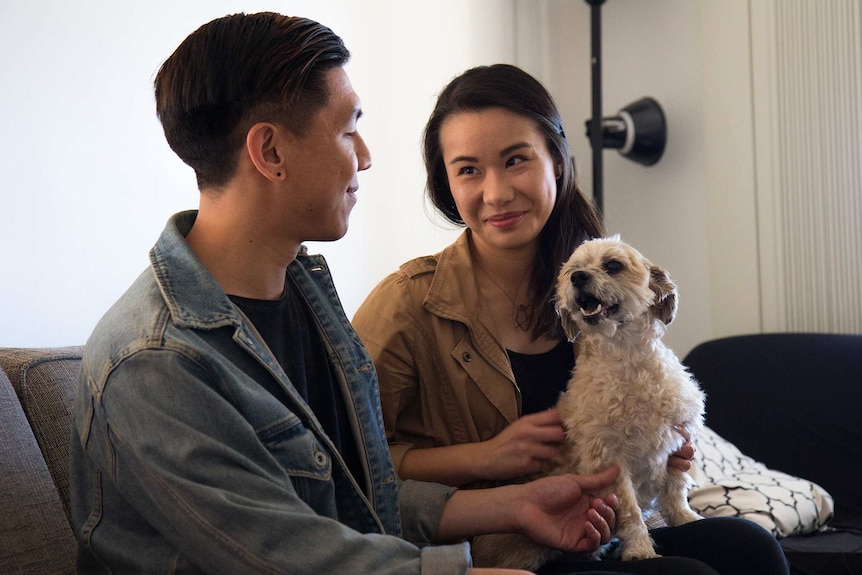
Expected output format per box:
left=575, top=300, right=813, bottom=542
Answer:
left=314, top=450, right=327, bottom=467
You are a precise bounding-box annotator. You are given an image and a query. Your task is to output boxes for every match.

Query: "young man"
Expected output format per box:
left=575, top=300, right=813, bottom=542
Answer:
left=69, top=12, right=618, bottom=574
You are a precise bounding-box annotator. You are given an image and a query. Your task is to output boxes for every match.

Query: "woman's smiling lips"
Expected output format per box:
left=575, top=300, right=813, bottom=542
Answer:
left=486, top=211, right=526, bottom=228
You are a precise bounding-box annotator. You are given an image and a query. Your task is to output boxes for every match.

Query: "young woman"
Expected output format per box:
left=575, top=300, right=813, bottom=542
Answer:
left=353, top=64, right=788, bottom=575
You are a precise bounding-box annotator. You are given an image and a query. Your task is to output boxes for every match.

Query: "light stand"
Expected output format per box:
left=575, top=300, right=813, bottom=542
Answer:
left=583, top=0, right=667, bottom=217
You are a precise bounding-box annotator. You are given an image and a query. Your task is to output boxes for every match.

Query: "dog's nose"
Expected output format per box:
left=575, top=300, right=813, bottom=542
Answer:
left=571, top=271, right=591, bottom=287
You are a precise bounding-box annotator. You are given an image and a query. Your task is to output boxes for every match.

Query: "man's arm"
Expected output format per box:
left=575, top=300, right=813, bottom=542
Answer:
left=80, top=349, right=469, bottom=574
left=438, top=467, right=620, bottom=551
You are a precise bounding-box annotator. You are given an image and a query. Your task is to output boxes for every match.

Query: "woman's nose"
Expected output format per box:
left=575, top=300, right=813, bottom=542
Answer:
left=482, top=170, right=514, bottom=206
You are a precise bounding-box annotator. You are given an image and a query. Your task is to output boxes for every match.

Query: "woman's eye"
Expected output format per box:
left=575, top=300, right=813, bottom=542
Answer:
left=457, top=166, right=478, bottom=176
left=505, top=156, right=525, bottom=167
left=604, top=260, right=624, bottom=274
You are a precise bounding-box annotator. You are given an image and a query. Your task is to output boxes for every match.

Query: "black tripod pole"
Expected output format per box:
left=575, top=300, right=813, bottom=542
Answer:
left=586, top=0, right=606, bottom=218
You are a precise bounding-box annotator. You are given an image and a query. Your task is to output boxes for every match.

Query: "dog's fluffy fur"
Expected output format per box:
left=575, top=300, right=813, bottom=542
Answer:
left=471, top=237, right=705, bottom=570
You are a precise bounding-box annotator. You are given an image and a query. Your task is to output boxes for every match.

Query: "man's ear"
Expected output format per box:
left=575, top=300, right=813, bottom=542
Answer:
left=246, top=122, right=285, bottom=182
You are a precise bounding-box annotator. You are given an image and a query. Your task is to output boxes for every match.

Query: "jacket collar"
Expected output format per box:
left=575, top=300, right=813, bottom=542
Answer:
left=422, top=230, right=483, bottom=325
left=148, top=211, right=242, bottom=331
left=419, top=230, right=514, bottom=379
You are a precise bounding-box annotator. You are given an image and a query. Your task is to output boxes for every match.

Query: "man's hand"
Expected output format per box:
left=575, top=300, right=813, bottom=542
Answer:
left=669, top=425, right=695, bottom=472
left=510, top=466, right=619, bottom=553
left=437, top=466, right=619, bottom=554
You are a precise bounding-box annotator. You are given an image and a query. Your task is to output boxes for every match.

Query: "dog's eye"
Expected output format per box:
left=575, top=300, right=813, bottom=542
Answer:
left=604, top=260, right=624, bottom=274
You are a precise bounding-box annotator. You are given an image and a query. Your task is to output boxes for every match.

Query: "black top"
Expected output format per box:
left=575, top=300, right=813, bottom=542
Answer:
left=229, top=280, right=365, bottom=491
left=508, top=339, right=575, bottom=415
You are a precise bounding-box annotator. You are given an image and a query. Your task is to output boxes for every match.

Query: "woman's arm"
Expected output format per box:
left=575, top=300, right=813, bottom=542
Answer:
left=399, top=409, right=566, bottom=486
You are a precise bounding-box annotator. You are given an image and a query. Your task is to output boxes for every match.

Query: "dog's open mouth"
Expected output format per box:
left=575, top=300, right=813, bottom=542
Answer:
left=577, top=294, right=620, bottom=324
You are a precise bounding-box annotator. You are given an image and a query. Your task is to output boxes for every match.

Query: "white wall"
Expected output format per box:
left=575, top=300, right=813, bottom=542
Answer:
left=1, top=0, right=773, bottom=359
left=0, top=0, right=515, bottom=347
left=531, top=0, right=760, bottom=357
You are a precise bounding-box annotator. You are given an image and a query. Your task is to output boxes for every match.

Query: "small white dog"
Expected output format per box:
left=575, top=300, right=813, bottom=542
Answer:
left=472, top=236, right=705, bottom=569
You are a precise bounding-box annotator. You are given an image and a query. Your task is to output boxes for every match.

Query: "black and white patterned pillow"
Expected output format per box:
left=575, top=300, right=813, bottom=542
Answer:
left=688, top=426, right=834, bottom=537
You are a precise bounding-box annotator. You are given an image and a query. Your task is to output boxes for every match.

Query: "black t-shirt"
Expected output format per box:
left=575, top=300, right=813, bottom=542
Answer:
left=229, top=281, right=365, bottom=492
left=508, top=339, right=575, bottom=415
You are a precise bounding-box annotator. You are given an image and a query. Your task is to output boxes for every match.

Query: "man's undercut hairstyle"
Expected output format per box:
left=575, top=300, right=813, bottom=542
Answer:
left=154, top=12, right=350, bottom=189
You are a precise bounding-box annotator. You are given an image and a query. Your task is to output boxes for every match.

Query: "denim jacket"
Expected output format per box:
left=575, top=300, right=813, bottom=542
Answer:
left=70, top=211, right=471, bottom=574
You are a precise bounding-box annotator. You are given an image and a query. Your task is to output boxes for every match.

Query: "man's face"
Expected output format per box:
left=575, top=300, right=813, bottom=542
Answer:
left=281, top=67, right=371, bottom=242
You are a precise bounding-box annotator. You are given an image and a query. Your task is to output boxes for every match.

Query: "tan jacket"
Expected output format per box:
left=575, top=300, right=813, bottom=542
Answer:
left=352, top=231, right=522, bottom=474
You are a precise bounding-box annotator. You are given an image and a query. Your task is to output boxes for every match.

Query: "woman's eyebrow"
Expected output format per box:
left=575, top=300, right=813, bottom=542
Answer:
left=449, top=154, right=478, bottom=165
left=448, top=142, right=534, bottom=165
left=499, top=142, right=531, bottom=157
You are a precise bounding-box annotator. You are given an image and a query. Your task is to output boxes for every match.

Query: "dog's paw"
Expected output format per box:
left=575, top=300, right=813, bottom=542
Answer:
left=622, top=543, right=660, bottom=561
left=666, top=508, right=703, bottom=526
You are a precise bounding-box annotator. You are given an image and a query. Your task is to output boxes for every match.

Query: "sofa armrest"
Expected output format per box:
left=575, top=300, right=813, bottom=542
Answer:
left=0, top=364, right=75, bottom=574
left=0, top=346, right=83, bottom=527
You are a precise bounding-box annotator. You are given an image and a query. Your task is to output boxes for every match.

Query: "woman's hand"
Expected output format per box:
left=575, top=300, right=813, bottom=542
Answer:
left=480, top=410, right=566, bottom=480
left=397, top=412, right=564, bottom=486
left=669, top=424, right=695, bottom=472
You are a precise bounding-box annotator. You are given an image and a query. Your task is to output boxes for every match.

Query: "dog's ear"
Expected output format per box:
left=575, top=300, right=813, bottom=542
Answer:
left=555, top=302, right=581, bottom=341
left=649, top=265, right=678, bottom=325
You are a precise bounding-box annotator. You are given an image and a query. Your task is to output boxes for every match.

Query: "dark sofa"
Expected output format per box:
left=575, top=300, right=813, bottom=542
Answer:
left=682, top=333, right=862, bottom=575
left=1, top=334, right=859, bottom=574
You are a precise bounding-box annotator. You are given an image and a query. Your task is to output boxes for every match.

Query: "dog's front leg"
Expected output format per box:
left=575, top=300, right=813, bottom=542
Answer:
left=658, top=469, right=703, bottom=526
left=613, top=471, right=659, bottom=560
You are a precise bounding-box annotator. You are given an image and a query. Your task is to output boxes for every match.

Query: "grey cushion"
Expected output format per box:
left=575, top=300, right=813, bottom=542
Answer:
left=0, top=347, right=83, bottom=526
left=0, top=363, right=75, bottom=574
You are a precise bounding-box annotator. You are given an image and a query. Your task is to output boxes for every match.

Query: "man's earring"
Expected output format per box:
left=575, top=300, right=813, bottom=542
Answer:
left=276, top=172, right=282, bottom=177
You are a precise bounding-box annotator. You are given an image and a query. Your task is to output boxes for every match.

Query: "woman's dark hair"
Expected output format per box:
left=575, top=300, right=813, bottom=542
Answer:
left=154, top=13, right=350, bottom=189
left=423, top=64, right=606, bottom=340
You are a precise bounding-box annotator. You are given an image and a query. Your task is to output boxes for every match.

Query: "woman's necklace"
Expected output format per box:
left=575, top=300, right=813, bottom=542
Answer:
left=475, top=263, right=534, bottom=332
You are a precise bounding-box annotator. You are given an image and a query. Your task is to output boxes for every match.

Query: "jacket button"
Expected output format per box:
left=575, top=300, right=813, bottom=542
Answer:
left=314, top=450, right=327, bottom=467
left=462, top=351, right=472, bottom=362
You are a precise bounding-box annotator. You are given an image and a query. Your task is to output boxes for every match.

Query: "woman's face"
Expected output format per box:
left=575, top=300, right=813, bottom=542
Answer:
left=439, top=107, right=559, bottom=255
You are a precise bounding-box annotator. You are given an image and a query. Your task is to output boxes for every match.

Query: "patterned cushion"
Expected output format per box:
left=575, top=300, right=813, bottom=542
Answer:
left=689, top=426, right=834, bottom=537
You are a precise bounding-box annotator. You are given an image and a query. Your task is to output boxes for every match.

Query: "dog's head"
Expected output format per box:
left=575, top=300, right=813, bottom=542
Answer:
left=555, top=236, right=678, bottom=340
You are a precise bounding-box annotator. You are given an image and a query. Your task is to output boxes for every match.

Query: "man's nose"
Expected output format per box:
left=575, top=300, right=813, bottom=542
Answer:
left=357, top=133, right=372, bottom=171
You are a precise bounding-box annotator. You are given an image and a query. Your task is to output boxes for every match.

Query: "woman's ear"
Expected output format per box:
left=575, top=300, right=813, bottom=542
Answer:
left=246, top=122, right=285, bottom=181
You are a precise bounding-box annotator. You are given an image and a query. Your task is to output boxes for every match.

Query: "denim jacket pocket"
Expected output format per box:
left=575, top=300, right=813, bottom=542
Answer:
left=258, top=413, right=333, bottom=480
left=258, top=412, right=338, bottom=517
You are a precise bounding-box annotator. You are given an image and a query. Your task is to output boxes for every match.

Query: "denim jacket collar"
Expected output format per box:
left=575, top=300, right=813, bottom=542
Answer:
left=149, top=210, right=254, bottom=331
